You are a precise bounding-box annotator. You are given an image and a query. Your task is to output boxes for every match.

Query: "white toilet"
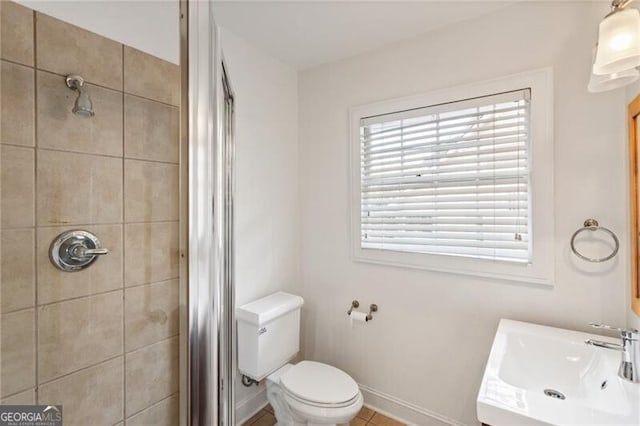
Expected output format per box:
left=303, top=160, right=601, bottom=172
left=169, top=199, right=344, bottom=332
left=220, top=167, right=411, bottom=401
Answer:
left=237, top=292, right=363, bottom=426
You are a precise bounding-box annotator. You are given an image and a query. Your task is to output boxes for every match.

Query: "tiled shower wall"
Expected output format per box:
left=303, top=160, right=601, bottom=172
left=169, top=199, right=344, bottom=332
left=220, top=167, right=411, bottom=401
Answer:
left=0, top=2, right=181, bottom=425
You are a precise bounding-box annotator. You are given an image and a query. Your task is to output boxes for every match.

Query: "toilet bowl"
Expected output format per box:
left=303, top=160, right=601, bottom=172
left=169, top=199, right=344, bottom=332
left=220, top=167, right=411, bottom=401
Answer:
left=266, top=361, right=363, bottom=426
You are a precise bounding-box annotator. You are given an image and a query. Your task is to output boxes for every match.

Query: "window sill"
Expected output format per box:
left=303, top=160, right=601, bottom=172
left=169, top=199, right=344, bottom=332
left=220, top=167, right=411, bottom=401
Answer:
left=351, top=248, right=555, bottom=287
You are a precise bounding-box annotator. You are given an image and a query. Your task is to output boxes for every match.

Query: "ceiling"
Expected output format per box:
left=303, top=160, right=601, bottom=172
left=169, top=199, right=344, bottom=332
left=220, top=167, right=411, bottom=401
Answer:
left=213, top=1, right=519, bottom=70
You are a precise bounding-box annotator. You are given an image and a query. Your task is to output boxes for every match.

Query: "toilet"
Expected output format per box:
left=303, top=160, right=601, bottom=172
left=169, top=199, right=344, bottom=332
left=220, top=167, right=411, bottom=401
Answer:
left=237, top=292, right=363, bottom=426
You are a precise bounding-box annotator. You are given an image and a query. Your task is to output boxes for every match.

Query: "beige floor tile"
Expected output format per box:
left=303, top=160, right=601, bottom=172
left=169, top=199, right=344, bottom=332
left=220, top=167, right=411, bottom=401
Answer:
left=1, top=228, right=35, bottom=312
left=36, top=13, right=122, bottom=90
left=1, top=61, right=35, bottom=146
left=0, top=1, right=34, bottom=66
left=1, top=145, right=35, bottom=227
left=36, top=70, right=123, bottom=156
left=38, top=291, right=123, bottom=382
left=126, top=394, right=179, bottom=426
left=350, top=417, right=367, bottom=426
left=124, top=279, right=179, bottom=352
left=369, top=412, right=406, bottom=426
left=124, top=222, right=179, bottom=287
left=251, top=412, right=276, bottom=426
left=357, top=406, right=376, bottom=421
left=244, top=409, right=268, bottom=425
left=125, top=337, right=179, bottom=416
left=39, top=357, right=123, bottom=426
left=37, top=149, right=122, bottom=226
left=124, top=47, right=180, bottom=106
left=36, top=224, right=123, bottom=305
left=124, top=159, right=179, bottom=222
left=124, top=94, right=179, bottom=163
left=1, top=309, right=36, bottom=396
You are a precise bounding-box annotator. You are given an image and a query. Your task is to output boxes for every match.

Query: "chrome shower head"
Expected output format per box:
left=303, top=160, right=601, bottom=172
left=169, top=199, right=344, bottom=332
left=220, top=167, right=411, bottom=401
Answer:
left=65, top=75, right=94, bottom=117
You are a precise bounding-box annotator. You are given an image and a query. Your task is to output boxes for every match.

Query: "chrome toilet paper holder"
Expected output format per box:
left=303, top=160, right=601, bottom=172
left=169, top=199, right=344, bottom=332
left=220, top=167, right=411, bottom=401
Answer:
left=347, top=300, right=378, bottom=321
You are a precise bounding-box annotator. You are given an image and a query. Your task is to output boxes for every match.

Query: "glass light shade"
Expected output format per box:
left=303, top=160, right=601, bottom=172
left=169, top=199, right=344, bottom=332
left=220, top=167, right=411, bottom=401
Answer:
left=588, top=67, right=639, bottom=92
left=593, top=8, right=640, bottom=75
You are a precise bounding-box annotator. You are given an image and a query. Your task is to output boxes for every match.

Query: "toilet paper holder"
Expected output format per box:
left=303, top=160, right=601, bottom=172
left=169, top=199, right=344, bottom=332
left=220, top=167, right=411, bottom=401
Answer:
left=347, top=300, right=378, bottom=321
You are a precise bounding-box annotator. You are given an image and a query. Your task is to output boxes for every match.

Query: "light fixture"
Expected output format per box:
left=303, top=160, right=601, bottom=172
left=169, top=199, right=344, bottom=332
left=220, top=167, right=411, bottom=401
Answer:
left=589, top=44, right=640, bottom=92
left=593, top=0, right=640, bottom=75
left=588, top=68, right=639, bottom=92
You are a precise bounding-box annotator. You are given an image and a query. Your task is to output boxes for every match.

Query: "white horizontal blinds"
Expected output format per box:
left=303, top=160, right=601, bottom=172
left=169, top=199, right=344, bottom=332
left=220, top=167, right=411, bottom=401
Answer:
left=360, top=89, right=531, bottom=263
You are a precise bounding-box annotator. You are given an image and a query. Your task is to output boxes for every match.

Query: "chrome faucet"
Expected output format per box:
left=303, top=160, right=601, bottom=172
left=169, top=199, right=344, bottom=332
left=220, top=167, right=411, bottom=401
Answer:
left=585, top=322, right=640, bottom=383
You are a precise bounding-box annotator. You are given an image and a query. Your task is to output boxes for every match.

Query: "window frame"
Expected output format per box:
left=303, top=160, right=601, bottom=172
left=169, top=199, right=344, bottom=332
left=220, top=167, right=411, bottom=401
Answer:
left=348, top=68, right=554, bottom=286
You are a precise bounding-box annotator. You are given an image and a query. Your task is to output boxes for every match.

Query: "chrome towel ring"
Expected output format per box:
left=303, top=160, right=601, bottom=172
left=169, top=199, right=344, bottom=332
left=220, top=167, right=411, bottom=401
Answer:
left=570, top=219, right=619, bottom=263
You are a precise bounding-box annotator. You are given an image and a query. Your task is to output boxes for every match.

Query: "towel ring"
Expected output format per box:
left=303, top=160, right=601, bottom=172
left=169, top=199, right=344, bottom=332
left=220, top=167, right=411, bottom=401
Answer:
left=570, top=219, right=619, bottom=263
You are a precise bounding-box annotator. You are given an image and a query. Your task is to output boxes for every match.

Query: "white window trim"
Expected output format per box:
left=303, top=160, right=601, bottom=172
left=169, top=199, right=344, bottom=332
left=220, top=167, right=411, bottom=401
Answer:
left=348, top=68, right=555, bottom=286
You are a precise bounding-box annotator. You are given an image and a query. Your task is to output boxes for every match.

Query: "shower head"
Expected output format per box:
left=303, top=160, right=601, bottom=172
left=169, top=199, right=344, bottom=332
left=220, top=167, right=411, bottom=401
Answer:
left=65, top=75, right=94, bottom=117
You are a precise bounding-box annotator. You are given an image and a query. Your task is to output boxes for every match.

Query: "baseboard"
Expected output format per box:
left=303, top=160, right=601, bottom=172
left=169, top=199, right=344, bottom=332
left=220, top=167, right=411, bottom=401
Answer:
left=358, top=383, right=466, bottom=426
left=235, top=387, right=268, bottom=426
left=233, top=381, right=464, bottom=426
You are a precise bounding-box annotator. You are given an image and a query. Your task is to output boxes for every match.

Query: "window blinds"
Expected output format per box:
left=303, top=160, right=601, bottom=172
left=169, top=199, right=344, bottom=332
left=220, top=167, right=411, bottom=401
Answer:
left=359, top=89, right=531, bottom=263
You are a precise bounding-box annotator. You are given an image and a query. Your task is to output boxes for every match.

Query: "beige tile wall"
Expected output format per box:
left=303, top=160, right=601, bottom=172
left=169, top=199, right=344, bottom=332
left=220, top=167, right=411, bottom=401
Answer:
left=0, top=2, right=181, bottom=425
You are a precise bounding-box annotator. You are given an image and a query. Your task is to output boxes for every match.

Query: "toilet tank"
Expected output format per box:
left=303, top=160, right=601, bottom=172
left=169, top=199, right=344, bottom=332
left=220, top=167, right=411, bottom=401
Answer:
left=237, top=292, right=304, bottom=381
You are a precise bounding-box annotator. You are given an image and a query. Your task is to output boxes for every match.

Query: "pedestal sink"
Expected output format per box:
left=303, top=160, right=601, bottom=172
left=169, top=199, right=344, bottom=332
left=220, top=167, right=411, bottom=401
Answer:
left=477, top=319, right=640, bottom=425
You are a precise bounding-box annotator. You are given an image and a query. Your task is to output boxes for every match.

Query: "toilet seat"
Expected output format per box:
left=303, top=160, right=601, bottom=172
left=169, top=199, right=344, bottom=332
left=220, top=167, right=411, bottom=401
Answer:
left=283, top=387, right=359, bottom=409
left=280, top=361, right=360, bottom=408
left=282, top=389, right=364, bottom=425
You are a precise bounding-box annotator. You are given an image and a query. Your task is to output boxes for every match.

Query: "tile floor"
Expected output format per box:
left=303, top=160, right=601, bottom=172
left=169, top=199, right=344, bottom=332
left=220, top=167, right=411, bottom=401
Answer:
left=242, top=404, right=406, bottom=426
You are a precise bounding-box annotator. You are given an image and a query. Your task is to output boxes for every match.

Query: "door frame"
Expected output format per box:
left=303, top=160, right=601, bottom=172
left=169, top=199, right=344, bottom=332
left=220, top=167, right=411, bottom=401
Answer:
left=180, top=1, right=236, bottom=424
left=627, top=95, right=640, bottom=316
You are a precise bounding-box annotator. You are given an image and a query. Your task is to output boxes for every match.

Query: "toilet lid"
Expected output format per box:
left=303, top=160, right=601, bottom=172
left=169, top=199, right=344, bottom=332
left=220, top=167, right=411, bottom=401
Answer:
left=280, top=361, right=359, bottom=405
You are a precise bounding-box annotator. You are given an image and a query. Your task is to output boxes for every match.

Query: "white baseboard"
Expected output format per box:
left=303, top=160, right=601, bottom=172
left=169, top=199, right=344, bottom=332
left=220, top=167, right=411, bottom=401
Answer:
left=233, top=382, right=465, bottom=426
left=235, top=388, right=268, bottom=426
left=358, top=383, right=466, bottom=426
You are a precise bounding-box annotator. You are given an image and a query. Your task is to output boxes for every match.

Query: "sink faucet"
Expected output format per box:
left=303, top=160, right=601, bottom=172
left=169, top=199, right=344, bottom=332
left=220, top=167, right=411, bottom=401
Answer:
left=585, top=322, right=640, bottom=383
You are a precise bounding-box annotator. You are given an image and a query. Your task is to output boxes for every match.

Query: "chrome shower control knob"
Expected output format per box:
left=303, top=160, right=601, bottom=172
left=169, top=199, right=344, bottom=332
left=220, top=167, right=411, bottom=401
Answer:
left=50, top=230, right=109, bottom=272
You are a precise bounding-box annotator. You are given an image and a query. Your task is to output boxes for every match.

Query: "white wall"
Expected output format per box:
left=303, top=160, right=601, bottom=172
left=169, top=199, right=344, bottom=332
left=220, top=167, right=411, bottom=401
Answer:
left=298, top=2, right=628, bottom=425
left=220, top=30, right=300, bottom=422
left=16, top=0, right=179, bottom=64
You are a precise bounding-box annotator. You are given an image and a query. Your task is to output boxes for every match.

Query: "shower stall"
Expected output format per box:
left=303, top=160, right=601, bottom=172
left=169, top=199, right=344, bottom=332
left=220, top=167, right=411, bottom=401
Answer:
left=0, top=0, right=235, bottom=424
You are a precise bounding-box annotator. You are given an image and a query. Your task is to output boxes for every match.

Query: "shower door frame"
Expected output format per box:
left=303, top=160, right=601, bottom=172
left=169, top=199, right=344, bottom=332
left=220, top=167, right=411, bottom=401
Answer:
left=180, top=1, right=236, bottom=425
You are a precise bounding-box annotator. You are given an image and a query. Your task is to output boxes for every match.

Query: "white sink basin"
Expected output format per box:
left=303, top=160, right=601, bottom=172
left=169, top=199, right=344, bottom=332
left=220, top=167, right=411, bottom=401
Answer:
left=477, top=319, right=640, bottom=426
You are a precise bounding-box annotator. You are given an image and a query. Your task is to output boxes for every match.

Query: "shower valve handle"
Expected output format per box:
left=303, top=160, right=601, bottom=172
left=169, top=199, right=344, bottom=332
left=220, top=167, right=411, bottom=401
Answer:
left=69, top=244, right=109, bottom=259
left=50, top=230, right=109, bottom=272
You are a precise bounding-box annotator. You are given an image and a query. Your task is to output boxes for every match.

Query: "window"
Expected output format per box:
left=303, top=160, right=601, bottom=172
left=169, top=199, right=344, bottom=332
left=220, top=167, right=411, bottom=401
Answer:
left=349, top=69, right=554, bottom=285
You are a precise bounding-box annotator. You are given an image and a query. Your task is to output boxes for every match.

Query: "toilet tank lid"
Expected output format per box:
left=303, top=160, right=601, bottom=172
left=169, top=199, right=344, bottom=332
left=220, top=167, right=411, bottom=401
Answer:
left=236, top=292, right=304, bottom=326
